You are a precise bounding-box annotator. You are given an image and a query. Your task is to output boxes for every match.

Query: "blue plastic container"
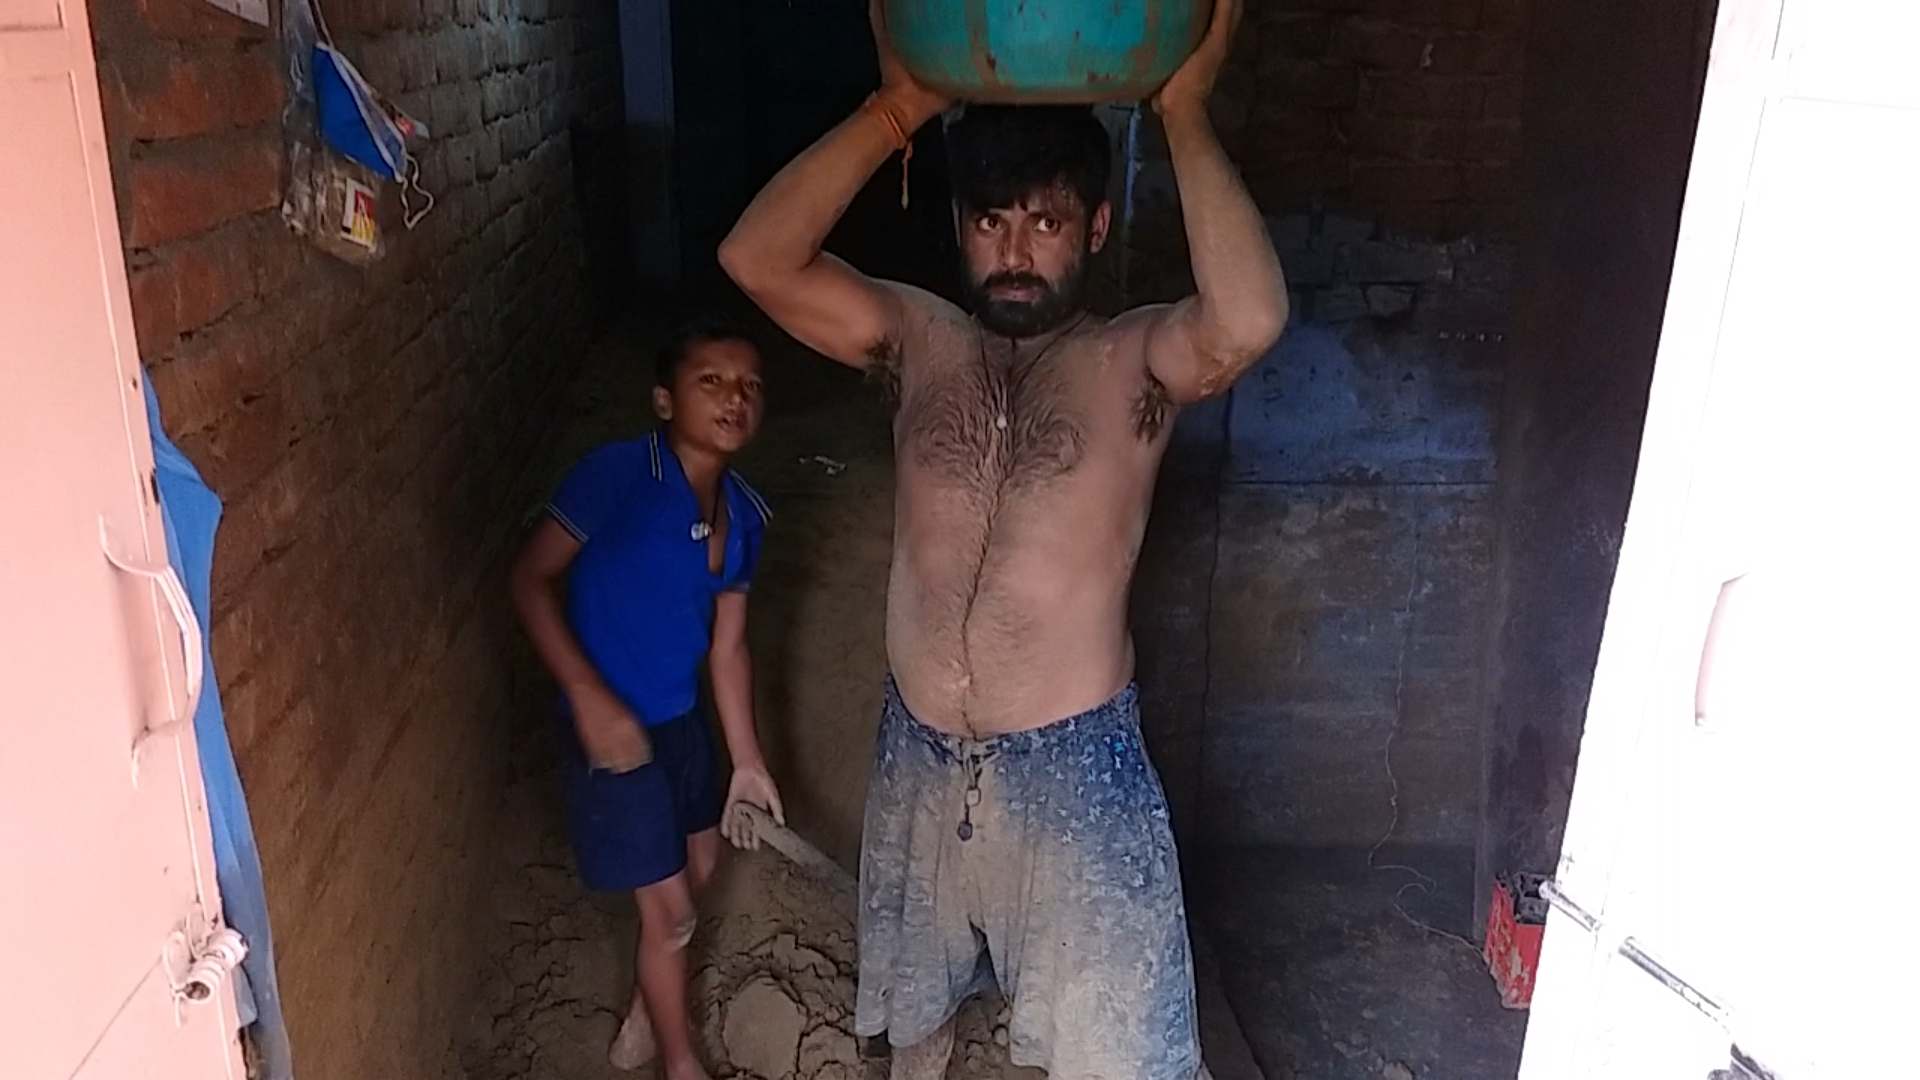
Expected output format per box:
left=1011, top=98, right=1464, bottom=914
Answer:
left=884, top=0, right=1213, bottom=104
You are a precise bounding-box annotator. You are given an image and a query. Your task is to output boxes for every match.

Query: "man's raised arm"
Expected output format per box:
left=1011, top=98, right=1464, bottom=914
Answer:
left=718, top=2, right=949, bottom=369
left=1127, top=0, right=1289, bottom=404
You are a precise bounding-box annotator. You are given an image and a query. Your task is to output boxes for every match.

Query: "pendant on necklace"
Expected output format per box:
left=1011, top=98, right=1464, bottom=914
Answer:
left=690, top=521, right=713, bottom=541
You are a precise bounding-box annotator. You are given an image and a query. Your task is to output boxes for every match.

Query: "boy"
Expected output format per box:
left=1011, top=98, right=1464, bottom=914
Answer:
left=509, top=318, right=784, bottom=1078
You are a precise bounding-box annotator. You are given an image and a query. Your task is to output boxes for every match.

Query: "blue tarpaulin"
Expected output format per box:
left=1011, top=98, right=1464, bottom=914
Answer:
left=144, top=377, right=295, bottom=1080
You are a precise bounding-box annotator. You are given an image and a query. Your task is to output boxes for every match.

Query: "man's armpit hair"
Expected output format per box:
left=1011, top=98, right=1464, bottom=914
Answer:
left=1132, top=372, right=1172, bottom=442
left=865, top=337, right=903, bottom=412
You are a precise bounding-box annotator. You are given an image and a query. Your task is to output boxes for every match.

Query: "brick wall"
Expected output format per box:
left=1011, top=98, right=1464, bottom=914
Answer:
left=87, top=0, right=620, bottom=1072
left=1214, top=0, right=1526, bottom=239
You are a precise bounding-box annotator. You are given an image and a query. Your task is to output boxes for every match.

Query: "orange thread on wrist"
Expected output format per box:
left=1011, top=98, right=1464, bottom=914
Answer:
left=864, top=92, right=915, bottom=209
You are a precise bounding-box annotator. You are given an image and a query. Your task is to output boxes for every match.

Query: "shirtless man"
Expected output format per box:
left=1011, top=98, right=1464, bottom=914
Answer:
left=718, top=2, right=1284, bottom=1077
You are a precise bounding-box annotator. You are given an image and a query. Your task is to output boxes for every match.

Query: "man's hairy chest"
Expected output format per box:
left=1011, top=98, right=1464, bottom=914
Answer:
left=868, top=329, right=1173, bottom=495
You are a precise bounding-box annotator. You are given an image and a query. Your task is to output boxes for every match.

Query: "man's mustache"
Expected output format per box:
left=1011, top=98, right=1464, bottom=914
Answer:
left=980, top=272, right=1051, bottom=294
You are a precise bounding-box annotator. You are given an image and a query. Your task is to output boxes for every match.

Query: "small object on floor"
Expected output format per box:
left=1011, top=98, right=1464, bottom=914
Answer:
left=1382, top=1062, right=1415, bottom=1080
left=1484, top=871, right=1549, bottom=1009
left=609, top=1012, right=657, bottom=1071
left=799, top=454, right=848, bottom=476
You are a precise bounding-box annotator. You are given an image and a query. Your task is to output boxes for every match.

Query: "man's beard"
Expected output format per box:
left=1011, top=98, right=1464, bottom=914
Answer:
left=966, top=257, right=1089, bottom=339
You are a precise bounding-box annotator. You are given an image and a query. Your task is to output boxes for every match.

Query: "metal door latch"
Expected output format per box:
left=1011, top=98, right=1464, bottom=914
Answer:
left=1709, top=1044, right=1782, bottom=1080
left=1538, top=878, right=1732, bottom=1028
left=162, top=918, right=248, bottom=1020
left=1544, top=881, right=1801, bottom=1080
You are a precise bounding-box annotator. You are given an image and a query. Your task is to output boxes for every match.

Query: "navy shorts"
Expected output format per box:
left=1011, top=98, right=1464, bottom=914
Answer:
left=558, top=711, right=724, bottom=893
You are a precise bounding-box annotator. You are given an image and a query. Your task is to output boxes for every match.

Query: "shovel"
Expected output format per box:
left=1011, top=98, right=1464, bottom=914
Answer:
left=733, top=802, right=858, bottom=909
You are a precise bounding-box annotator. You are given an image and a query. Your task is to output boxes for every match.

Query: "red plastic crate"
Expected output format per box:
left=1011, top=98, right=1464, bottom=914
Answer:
left=1484, top=873, right=1547, bottom=1009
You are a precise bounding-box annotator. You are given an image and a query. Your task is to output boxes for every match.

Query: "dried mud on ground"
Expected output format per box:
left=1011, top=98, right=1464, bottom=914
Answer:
left=459, top=719, right=1038, bottom=1080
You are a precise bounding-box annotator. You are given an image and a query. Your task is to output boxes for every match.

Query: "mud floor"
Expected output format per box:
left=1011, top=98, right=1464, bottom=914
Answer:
left=458, top=713, right=1039, bottom=1080
left=1191, top=845, right=1527, bottom=1080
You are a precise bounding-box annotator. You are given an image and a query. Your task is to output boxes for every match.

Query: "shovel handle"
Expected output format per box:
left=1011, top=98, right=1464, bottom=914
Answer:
left=735, top=803, right=858, bottom=900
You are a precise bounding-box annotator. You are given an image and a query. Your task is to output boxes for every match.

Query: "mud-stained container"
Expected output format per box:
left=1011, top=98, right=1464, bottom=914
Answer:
left=884, top=0, right=1213, bottom=104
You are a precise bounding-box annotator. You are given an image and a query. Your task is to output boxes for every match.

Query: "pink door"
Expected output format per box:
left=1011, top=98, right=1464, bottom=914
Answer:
left=0, top=0, right=246, bottom=1074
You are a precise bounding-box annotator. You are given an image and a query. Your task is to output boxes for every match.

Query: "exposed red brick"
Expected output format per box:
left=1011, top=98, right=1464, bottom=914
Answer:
left=1425, top=34, right=1524, bottom=75
left=1353, top=162, right=1465, bottom=204
left=1482, top=0, right=1526, bottom=29
left=228, top=48, right=287, bottom=128
left=116, top=48, right=228, bottom=141
left=1246, top=102, right=1338, bottom=154
left=1433, top=119, right=1522, bottom=161
left=133, top=0, right=272, bottom=40
left=1463, top=163, right=1519, bottom=201
left=172, top=230, right=254, bottom=334
left=1473, top=199, right=1525, bottom=239
left=248, top=218, right=306, bottom=298
left=1253, top=12, right=1334, bottom=57
left=1339, top=114, right=1435, bottom=159
left=126, top=226, right=255, bottom=352
left=1366, top=73, right=1484, bottom=118
left=1370, top=0, right=1483, bottom=30
left=126, top=135, right=280, bottom=248
left=1246, top=154, right=1353, bottom=207
left=1378, top=202, right=1468, bottom=238
left=1482, top=75, right=1525, bottom=119
left=1208, top=67, right=1258, bottom=139
left=1331, top=18, right=1431, bottom=70
left=127, top=261, right=182, bottom=355
left=1254, top=57, right=1361, bottom=110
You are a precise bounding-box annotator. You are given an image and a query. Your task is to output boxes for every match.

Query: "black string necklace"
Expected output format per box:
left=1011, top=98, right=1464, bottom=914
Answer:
left=977, top=313, right=1089, bottom=434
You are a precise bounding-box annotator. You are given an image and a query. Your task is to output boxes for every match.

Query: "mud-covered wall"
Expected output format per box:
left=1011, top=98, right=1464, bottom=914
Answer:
left=1132, top=208, right=1511, bottom=850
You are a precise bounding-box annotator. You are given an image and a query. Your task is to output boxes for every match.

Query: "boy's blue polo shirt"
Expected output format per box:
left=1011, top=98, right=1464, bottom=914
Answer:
left=548, top=431, right=772, bottom=727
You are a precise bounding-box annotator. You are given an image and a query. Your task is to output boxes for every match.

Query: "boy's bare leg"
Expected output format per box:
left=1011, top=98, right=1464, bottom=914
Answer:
left=889, top=1017, right=956, bottom=1080
left=613, top=870, right=710, bottom=1079
left=613, top=830, right=722, bottom=1072
left=685, top=827, right=721, bottom=891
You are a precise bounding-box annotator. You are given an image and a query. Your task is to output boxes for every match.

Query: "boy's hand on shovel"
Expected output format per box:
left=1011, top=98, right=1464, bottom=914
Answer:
left=723, top=764, right=785, bottom=850
left=729, top=801, right=858, bottom=904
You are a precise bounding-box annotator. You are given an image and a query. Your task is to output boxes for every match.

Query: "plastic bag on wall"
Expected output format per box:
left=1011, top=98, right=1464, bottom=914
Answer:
left=279, top=0, right=433, bottom=265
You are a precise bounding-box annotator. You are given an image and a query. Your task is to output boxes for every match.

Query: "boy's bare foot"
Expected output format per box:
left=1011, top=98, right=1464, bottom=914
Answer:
left=663, top=1053, right=713, bottom=1080
left=608, top=1012, right=657, bottom=1071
